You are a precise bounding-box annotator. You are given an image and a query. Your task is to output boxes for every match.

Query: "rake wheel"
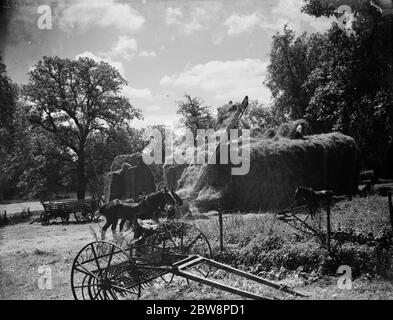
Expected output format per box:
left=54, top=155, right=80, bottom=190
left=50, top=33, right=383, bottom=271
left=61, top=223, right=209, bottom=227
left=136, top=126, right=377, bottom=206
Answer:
left=159, top=221, right=213, bottom=258
left=40, top=212, right=50, bottom=226
left=131, top=221, right=212, bottom=286
left=71, top=241, right=141, bottom=300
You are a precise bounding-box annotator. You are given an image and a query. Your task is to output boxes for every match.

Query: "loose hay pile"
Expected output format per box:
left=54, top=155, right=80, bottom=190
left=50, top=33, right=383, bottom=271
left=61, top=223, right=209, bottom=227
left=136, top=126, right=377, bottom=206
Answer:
left=172, top=132, right=359, bottom=212
left=104, top=153, right=156, bottom=202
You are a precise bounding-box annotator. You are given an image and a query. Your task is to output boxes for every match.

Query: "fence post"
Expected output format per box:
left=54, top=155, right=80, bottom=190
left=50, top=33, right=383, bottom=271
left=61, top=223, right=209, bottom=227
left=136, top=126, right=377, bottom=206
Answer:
left=4, top=210, right=7, bottom=225
left=218, top=202, right=224, bottom=252
left=388, top=192, right=393, bottom=232
left=326, top=206, right=331, bottom=254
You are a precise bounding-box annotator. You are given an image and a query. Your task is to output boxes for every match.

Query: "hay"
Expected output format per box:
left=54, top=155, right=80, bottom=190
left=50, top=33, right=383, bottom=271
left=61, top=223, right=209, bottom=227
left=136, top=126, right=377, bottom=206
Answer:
left=163, top=162, right=187, bottom=191
left=215, top=101, right=238, bottom=130
left=277, top=119, right=313, bottom=139
left=178, top=132, right=358, bottom=212
left=104, top=153, right=156, bottom=202
left=110, top=153, right=164, bottom=186
left=164, top=101, right=240, bottom=192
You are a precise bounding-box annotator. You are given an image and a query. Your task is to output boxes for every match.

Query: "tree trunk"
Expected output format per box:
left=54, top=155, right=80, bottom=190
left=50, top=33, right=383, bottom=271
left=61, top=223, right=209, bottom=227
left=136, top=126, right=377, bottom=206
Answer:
left=76, top=152, right=87, bottom=200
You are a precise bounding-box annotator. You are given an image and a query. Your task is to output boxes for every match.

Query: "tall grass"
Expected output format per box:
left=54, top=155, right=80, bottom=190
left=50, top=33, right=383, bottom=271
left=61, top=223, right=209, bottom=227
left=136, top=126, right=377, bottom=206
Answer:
left=190, top=196, right=393, bottom=278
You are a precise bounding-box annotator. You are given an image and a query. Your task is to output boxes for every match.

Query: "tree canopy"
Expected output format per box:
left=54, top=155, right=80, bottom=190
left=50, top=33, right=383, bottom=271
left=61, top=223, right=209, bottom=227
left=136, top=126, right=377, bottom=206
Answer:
left=23, top=56, right=142, bottom=198
left=265, top=0, right=393, bottom=173
left=176, top=94, right=215, bottom=137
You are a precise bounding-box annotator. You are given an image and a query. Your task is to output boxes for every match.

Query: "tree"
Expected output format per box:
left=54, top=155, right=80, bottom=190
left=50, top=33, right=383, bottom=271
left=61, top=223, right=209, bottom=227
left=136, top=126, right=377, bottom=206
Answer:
left=23, top=56, right=142, bottom=199
left=265, top=26, right=326, bottom=120
left=176, top=94, right=215, bottom=137
left=0, top=57, right=17, bottom=150
left=0, top=57, right=18, bottom=200
left=302, top=0, right=393, bottom=171
left=1, top=100, right=76, bottom=199
left=263, top=0, right=393, bottom=173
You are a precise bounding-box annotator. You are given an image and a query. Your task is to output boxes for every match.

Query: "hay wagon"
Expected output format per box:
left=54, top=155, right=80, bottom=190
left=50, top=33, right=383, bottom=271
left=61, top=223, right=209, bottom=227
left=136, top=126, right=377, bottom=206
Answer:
left=40, top=193, right=102, bottom=225
left=70, top=220, right=306, bottom=300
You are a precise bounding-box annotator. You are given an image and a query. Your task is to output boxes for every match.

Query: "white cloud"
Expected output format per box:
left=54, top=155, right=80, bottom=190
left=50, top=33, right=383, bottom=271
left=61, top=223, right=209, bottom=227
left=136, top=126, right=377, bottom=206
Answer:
left=182, top=8, right=209, bottom=35
left=109, top=36, right=138, bottom=61
left=165, top=7, right=183, bottom=25
left=122, top=85, right=153, bottom=101
left=160, top=59, right=271, bottom=103
left=139, top=50, right=157, bottom=58
left=269, top=0, right=332, bottom=33
left=76, top=51, right=125, bottom=76
left=165, top=6, right=220, bottom=35
left=223, top=13, right=262, bottom=36
left=76, top=36, right=139, bottom=78
left=58, top=0, right=145, bottom=33
left=223, top=0, right=332, bottom=36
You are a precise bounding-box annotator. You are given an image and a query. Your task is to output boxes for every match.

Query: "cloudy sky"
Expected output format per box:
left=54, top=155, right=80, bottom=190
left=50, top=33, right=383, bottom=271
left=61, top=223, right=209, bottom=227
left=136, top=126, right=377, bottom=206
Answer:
left=2, top=0, right=332, bottom=128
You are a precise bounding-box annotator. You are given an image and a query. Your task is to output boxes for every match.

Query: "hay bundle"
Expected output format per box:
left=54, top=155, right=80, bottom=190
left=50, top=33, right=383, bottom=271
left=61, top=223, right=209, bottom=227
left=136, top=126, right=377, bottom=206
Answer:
left=104, top=153, right=156, bottom=202
left=163, top=162, right=187, bottom=191
left=164, top=101, right=241, bottom=192
left=277, top=119, right=313, bottom=139
left=109, top=153, right=164, bottom=187
left=182, top=132, right=358, bottom=212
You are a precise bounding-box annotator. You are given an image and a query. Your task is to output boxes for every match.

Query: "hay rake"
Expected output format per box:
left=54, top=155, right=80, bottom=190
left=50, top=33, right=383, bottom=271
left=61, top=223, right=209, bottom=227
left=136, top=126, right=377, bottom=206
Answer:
left=71, top=220, right=306, bottom=300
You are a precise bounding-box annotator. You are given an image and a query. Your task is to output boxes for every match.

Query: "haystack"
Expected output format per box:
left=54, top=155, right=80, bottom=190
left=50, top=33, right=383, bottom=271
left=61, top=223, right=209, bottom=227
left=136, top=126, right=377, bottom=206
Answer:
left=104, top=153, right=156, bottom=202
left=175, top=132, right=359, bottom=212
left=110, top=153, right=164, bottom=187
left=164, top=100, right=241, bottom=191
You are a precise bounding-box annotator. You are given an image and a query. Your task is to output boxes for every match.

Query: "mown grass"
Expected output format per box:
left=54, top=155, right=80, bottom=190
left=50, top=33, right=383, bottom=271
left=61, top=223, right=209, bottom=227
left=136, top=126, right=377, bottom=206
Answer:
left=189, top=195, right=393, bottom=279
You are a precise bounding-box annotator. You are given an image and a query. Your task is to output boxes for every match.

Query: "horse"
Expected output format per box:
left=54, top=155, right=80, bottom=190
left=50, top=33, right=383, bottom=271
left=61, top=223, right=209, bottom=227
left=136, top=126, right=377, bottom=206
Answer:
left=294, top=186, right=335, bottom=218
left=119, top=188, right=183, bottom=226
left=99, top=188, right=176, bottom=240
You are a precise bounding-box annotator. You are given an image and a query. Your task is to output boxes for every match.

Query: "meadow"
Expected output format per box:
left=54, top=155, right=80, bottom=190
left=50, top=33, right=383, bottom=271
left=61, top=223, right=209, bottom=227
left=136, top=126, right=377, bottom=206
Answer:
left=1, top=195, right=393, bottom=300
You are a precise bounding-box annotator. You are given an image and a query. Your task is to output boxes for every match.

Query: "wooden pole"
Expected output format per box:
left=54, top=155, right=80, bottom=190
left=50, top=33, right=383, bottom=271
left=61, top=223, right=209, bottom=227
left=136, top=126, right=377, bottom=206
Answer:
left=326, top=206, right=331, bottom=254
left=218, top=202, right=224, bottom=252
left=388, top=192, right=393, bottom=232
left=4, top=210, right=7, bottom=225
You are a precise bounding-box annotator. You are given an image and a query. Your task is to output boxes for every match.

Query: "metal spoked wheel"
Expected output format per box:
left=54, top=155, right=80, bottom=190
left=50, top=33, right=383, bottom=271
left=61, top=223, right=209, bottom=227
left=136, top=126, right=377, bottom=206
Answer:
left=138, top=221, right=212, bottom=285
left=159, top=221, right=213, bottom=258
left=71, top=241, right=141, bottom=300
left=61, top=213, right=70, bottom=224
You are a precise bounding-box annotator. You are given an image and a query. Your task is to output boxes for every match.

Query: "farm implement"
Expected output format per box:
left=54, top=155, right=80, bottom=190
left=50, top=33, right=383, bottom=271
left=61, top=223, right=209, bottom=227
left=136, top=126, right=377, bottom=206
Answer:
left=70, top=220, right=306, bottom=300
left=39, top=193, right=102, bottom=225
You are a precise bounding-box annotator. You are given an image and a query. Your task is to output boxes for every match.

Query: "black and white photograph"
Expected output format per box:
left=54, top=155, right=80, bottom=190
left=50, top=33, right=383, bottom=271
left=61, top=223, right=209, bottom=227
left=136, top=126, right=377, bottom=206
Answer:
left=1, top=0, right=393, bottom=303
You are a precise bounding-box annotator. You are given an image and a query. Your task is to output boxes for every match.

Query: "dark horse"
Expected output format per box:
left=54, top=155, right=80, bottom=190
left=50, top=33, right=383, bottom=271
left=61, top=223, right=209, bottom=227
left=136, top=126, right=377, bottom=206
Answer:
left=99, top=188, right=179, bottom=239
left=165, top=189, right=183, bottom=219
left=294, top=186, right=335, bottom=218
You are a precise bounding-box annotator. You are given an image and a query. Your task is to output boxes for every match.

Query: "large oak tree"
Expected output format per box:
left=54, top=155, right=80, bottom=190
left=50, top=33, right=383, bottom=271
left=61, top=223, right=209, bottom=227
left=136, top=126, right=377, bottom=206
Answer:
left=23, top=56, right=142, bottom=199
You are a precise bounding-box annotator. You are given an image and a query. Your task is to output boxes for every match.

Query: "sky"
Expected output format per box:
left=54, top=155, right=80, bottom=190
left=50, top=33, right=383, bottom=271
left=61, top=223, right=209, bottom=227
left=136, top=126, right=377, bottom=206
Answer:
left=2, top=0, right=333, bottom=128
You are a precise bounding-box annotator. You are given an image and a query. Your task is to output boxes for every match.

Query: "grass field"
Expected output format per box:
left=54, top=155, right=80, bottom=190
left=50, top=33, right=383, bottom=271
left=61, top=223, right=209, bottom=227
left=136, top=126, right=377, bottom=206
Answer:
left=1, top=195, right=393, bottom=300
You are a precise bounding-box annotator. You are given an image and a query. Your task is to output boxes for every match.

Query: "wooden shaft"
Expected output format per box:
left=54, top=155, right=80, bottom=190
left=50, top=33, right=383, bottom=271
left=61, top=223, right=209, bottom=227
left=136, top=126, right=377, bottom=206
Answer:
left=192, top=96, right=249, bottom=195
left=203, top=259, right=306, bottom=297
left=173, top=269, right=272, bottom=300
